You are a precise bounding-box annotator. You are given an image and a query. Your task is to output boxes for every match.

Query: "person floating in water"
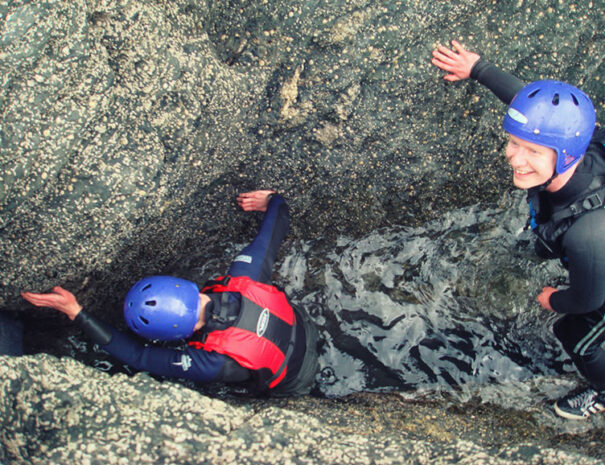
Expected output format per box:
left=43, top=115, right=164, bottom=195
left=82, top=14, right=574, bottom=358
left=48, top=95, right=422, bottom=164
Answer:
left=432, top=40, right=605, bottom=420
left=23, top=190, right=319, bottom=397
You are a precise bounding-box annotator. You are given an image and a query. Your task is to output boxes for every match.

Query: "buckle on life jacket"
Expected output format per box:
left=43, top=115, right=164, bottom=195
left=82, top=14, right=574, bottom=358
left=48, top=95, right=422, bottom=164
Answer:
left=188, top=330, right=209, bottom=350
left=188, top=341, right=205, bottom=350
left=583, top=193, right=603, bottom=210
left=202, top=276, right=231, bottom=292
left=208, top=292, right=238, bottom=325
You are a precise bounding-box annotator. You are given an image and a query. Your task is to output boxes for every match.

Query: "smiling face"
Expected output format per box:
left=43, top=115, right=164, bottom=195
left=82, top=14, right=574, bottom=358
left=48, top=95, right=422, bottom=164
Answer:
left=505, top=133, right=557, bottom=190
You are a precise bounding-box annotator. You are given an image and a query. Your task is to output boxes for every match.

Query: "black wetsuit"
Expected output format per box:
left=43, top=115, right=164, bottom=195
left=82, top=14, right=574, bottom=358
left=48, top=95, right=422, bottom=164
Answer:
left=74, top=194, right=319, bottom=396
left=471, top=60, right=605, bottom=390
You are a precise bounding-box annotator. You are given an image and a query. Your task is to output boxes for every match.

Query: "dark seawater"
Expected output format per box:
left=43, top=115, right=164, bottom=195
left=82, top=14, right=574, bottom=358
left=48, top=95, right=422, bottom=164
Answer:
left=273, top=190, right=572, bottom=398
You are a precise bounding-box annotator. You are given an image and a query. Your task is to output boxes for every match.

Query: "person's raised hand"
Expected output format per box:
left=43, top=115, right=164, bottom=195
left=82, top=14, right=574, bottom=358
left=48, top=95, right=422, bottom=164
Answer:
left=236, top=190, right=276, bottom=212
left=21, top=286, right=83, bottom=320
left=431, top=40, right=480, bottom=81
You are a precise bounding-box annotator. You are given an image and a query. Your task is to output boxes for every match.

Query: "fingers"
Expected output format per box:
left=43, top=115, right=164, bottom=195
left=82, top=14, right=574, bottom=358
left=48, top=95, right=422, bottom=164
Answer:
left=21, top=287, right=70, bottom=307
left=450, top=40, right=466, bottom=54
left=431, top=47, right=463, bottom=80
left=236, top=191, right=260, bottom=207
left=237, top=190, right=275, bottom=199
left=432, top=40, right=478, bottom=82
left=52, top=286, right=67, bottom=297
left=431, top=57, right=454, bottom=72
left=20, top=292, right=37, bottom=305
left=430, top=56, right=461, bottom=81
left=433, top=45, right=458, bottom=62
left=237, top=190, right=275, bottom=212
left=536, top=286, right=557, bottom=312
left=237, top=196, right=263, bottom=211
left=22, top=288, right=82, bottom=319
left=431, top=54, right=454, bottom=71
left=21, top=291, right=57, bottom=308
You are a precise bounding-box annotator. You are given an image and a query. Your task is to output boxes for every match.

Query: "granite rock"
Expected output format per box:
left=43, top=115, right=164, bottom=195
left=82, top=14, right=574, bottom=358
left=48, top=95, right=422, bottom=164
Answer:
left=1, top=354, right=603, bottom=465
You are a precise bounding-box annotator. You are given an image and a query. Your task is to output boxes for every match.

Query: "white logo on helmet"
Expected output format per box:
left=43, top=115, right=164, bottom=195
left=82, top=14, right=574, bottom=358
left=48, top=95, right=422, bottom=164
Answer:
left=256, top=308, right=270, bottom=337
left=507, top=108, right=528, bottom=124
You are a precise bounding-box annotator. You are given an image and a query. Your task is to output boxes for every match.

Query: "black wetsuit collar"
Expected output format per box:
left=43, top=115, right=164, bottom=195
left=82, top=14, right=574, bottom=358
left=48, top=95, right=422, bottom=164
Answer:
left=547, top=159, right=594, bottom=209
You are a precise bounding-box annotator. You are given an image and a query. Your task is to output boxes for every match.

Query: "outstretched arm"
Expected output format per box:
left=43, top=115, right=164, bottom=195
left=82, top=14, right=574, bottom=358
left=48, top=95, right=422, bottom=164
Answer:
left=22, top=286, right=232, bottom=383
left=228, top=190, right=290, bottom=283
left=432, top=40, right=525, bottom=105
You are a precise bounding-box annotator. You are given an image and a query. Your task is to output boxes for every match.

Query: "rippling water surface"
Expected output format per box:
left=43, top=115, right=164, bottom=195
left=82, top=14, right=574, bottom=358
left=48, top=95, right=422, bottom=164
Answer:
left=275, top=191, right=572, bottom=397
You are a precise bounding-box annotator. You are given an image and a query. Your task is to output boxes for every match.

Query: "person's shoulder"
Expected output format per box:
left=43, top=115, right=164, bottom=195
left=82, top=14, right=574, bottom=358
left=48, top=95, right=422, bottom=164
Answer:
left=565, top=208, right=605, bottom=246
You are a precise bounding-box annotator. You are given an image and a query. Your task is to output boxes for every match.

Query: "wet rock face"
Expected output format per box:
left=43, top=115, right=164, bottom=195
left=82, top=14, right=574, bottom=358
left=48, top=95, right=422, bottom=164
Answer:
left=2, top=0, right=604, bottom=311
left=1, top=0, right=262, bottom=309
left=1, top=354, right=603, bottom=465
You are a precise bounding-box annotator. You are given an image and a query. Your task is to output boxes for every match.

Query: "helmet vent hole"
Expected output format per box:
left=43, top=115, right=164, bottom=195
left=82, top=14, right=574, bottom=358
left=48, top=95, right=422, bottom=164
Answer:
left=145, top=300, right=157, bottom=307
left=571, top=93, right=579, bottom=105
left=139, top=316, right=149, bottom=325
left=528, top=89, right=540, bottom=98
left=552, top=93, right=559, bottom=105
left=142, top=284, right=152, bottom=291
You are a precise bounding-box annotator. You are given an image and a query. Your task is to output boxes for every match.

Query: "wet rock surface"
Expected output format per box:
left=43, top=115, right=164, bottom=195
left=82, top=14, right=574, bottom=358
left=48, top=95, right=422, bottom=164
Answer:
left=1, top=354, right=604, bottom=465
left=2, top=0, right=605, bottom=463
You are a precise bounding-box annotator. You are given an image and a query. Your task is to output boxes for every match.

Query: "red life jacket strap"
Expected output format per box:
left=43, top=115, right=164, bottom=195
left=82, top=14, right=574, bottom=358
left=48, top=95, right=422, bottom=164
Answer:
left=202, top=276, right=294, bottom=325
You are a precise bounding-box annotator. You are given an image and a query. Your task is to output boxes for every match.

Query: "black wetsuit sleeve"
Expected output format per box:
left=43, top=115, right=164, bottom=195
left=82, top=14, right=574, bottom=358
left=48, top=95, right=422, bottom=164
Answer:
left=550, top=211, right=605, bottom=314
left=100, top=329, right=228, bottom=382
left=74, top=310, right=113, bottom=346
left=227, top=194, right=290, bottom=284
left=73, top=311, right=234, bottom=383
left=470, top=59, right=526, bottom=105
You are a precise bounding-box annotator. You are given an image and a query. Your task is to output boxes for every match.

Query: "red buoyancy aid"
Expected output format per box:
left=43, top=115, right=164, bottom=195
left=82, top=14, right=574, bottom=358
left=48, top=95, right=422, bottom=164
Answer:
left=190, top=276, right=297, bottom=389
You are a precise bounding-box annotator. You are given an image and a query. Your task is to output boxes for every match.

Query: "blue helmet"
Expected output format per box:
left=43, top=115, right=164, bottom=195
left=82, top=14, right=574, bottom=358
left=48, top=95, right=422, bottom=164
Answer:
left=124, top=276, right=201, bottom=341
left=503, top=80, right=596, bottom=174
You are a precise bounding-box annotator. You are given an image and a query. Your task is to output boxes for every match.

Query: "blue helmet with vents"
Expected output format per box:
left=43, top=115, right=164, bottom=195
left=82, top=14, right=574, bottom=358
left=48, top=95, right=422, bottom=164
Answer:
left=124, top=276, right=201, bottom=341
left=503, top=80, right=596, bottom=174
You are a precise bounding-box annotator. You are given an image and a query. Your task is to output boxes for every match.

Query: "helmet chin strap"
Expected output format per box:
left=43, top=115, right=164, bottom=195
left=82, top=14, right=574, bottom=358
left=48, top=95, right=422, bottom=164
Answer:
left=538, top=170, right=558, bottom=191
